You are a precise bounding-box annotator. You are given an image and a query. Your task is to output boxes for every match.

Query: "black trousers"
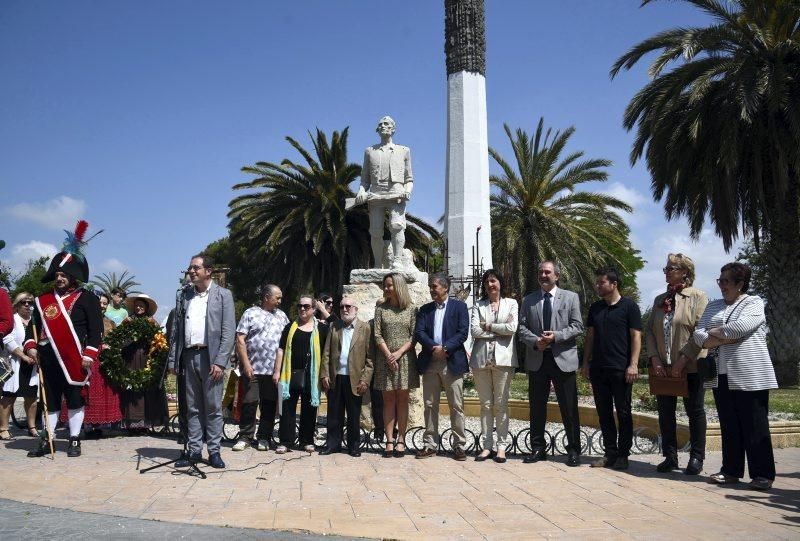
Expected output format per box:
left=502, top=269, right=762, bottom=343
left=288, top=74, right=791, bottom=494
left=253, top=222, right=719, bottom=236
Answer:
left=591, top=369, right=632, bottom=458
left=41, top=348, right=84, bottom=412
left=326, top=375, right=363, bottom=453
left=713, top=374, right=775, bottom=480
left=657, top=372, right=706, bottom=459
left=279, top=372, right=317, bottom=447
left=238, top=374, right=278, bottom=442
left=528, top=352, right=581, bottom=454
left=370, top=383, right=384, bottom=437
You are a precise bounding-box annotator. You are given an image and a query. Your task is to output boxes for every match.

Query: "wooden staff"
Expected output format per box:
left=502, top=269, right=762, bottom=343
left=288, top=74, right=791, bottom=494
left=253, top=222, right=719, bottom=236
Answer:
left=31, top=322, right=55, bottom=459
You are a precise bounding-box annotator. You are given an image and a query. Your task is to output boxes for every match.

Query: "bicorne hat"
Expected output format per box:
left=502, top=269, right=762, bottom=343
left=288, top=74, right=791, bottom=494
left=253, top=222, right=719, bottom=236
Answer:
left=42, top=220, right=97, bottom=283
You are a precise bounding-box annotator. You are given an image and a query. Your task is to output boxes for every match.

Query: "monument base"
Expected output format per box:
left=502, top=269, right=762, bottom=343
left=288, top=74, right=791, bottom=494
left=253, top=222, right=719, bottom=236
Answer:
left=347, top=250, right=428, bottom=429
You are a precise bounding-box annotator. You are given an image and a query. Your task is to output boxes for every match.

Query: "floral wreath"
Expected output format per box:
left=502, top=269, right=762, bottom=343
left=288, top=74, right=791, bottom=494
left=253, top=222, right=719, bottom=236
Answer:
left=100, top=317, right=168, bottom=392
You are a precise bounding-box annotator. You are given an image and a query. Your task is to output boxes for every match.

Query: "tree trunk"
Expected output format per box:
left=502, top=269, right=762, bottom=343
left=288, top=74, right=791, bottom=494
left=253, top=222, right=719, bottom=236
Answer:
left=764, top=178, right=800, bottom=387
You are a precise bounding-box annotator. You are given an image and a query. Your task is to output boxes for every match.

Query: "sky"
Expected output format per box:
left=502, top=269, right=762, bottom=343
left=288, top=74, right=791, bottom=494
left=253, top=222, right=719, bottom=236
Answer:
left=0, top=1, right=740, bottom=319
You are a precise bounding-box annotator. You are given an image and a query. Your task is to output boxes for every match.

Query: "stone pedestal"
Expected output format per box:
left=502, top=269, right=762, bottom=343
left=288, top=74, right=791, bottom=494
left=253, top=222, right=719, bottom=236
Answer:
left=346, top=250, right=428, bottom=429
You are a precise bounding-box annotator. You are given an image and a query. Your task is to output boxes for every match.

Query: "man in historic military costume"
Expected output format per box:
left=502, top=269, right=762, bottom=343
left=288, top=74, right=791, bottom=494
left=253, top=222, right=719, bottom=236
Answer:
left=24, top=221, right=103, bottom=457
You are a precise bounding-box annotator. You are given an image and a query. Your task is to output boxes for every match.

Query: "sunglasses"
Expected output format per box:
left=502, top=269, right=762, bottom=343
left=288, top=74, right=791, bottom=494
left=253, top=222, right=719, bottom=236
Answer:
left=662, top=266, right=682, bottom=273
left=340, top=304, right=355, bottom=310
left=324, top=299, right=333, bottom=305
left=187, top=265, right=206, bottom=271
left=19, top=300, right=34, bottom=306
left=297, top=303, right=313, bottom=310
left=716, top=278, right=736, bottom=285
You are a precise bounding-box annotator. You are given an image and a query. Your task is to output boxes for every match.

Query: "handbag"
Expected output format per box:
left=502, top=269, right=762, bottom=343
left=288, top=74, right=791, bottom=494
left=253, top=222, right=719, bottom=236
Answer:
left=0, top=356, right=13, bottom=386
left=698, top=297, right=745, bottom=383
left=648, top=366, right=688, bottom=397
left=697, top=349, right=717, bottom=382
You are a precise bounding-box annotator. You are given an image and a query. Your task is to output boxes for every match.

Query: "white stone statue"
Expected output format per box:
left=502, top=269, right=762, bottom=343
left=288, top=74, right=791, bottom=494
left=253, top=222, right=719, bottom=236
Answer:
left=353, top=116, right=414, bottom=269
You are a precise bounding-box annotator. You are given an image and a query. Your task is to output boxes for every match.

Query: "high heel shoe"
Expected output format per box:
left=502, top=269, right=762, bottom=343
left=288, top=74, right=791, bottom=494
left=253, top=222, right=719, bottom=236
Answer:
left=383, top=443, right=395, bottom=458
left=394, top=442, right=406, bottom=458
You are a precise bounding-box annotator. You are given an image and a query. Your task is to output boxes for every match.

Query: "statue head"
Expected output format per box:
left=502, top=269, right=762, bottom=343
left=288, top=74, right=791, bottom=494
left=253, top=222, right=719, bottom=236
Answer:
left=376, top=115, right=396, bottom=137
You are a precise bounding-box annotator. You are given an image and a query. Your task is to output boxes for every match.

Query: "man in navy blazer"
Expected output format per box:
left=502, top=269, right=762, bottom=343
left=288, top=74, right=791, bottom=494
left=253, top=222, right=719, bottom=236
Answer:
left=414, top=273, right=470, bottom=460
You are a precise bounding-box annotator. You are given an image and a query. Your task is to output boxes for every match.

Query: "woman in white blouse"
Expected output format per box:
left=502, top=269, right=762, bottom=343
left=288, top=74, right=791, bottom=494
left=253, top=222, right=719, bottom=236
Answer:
left=693, top=262, right=777, bottom=490
left=470, top=269, right=518, bottom=463
left=1, top=292, right=39, bottom=439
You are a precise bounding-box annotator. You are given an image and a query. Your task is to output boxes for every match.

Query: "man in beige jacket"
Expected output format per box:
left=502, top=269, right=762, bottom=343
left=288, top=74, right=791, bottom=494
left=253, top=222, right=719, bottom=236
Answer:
left=320, top=297, right=373, bottom=457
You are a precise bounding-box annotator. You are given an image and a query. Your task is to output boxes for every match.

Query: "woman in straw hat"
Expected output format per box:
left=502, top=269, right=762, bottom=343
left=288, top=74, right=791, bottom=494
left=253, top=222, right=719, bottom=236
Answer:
left=119, top=294, right=168, bottom=432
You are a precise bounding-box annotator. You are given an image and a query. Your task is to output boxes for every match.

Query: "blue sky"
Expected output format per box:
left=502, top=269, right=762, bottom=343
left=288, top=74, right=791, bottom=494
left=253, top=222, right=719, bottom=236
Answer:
left=1, top=1, right=738, bottom=318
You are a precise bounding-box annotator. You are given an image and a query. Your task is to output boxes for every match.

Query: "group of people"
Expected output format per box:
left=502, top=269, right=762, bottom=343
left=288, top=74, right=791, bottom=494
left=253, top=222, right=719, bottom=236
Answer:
left=0, top=242, right=779, bottom=491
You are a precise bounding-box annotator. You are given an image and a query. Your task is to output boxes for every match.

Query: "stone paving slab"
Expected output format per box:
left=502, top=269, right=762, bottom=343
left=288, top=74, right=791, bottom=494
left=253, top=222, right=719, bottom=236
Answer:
left=1, top=429, right=799, bottom=540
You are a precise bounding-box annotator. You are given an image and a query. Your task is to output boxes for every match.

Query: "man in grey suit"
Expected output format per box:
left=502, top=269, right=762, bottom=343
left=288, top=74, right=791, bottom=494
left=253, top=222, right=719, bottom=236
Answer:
left=168, top=254, right=236, bottom=469
left=518, top=261, right=584, bottom=466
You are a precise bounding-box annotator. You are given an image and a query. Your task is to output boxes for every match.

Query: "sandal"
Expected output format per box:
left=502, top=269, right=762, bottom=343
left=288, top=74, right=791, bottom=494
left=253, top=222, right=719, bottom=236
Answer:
left=383, top=443, right=394, bottom=458
left=708, top=471, right=739, bottom=484
left=0, top=430, right=13, bottom=440
left=394, top=442, right=406, bottom=458
left=27, top=427, right=39, bottom=438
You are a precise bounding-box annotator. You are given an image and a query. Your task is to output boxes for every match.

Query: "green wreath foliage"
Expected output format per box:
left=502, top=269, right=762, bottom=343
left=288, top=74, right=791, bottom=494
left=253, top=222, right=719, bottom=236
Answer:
left=100, top=317, right=168, bottom=392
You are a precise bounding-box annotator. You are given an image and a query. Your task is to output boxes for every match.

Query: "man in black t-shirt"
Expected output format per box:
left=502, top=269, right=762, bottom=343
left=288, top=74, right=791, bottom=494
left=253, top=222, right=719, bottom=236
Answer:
left=581, top=267, right=642, bottom=470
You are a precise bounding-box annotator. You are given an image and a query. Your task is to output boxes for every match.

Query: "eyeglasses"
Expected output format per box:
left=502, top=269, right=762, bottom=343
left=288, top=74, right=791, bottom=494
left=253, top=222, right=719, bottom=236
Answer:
left=716, top=278, right=735, bottom=286
left=663, top=266, right=682, bottom=273
left=297, top=304, right=313, bottom=310
left=340, top=304, right=354, bottom=310
left=19, top=300, right=34, bottom=306
left=187, top=265, right=205, bottom=271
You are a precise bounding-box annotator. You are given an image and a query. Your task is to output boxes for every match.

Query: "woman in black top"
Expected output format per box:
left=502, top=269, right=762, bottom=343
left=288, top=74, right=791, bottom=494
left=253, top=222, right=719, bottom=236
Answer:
left=274, top=294, right=328, bottom=453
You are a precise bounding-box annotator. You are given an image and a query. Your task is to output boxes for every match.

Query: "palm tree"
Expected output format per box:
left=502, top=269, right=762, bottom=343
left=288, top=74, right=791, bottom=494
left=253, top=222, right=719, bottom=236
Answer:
left=490, top=118, right=642, bottom=305
left=90, top=270, right=141, bottom=296
left=611, top=0, right=800, bottom=385
left=228, top=127, right=439, bottom=298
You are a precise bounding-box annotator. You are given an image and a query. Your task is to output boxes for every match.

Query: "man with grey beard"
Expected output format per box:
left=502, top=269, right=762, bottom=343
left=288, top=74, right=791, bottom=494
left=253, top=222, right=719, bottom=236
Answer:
left=319, top=297, right=373, bottom=456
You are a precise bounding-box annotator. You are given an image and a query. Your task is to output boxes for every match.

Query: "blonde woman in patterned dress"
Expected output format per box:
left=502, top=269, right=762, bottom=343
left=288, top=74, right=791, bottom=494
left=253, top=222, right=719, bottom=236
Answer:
left=374, top=272, right=419, bottom=458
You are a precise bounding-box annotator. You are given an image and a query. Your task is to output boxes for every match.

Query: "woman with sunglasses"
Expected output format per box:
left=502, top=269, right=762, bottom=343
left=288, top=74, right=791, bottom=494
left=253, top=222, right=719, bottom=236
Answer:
left=644, top=254, right=708, bottom=475
left=373, top=272, right=418, bottom=457
left=693, top=262, right=778, bottom=490
left=274, top=294, right=329, bottom=453
left=314, top=293, right=338, bottom=324
left=1, top=293, right=39, bottom=439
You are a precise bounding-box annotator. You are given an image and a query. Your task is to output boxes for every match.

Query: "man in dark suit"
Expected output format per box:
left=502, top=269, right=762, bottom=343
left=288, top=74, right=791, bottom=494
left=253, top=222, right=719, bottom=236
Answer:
left=320, top=297, right=373, bottom=457
left=168, top=254, right=236, bottom=469
left=519, top=261, right=584, bottom=467
left=414, top=273, right=470, bottom=460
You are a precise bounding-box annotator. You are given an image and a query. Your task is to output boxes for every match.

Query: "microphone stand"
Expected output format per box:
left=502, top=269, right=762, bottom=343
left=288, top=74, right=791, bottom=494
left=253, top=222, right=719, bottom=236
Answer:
left=139, top=283, right=205, bottom=479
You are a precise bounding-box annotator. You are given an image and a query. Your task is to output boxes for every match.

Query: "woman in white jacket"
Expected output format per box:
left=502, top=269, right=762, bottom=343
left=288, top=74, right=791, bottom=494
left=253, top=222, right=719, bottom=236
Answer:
left=1, top=292, right=39, bottom=439
left=470, top=269, right=518, bottom=463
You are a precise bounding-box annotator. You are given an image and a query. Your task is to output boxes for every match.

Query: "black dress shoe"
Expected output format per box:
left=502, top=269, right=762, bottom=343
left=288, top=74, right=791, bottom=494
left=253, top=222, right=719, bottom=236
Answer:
left=175, top=452, right=202, bottom=468
left=523, top=451, right=548, bottom=464
left=684, top=457, right=703, bottom=475
left=349, top=450, right=361, bottom=458
left=566, top=451, right=580, bottom=467
left=656, top=456, right=679, bottom=473
left=208, top=452, right=225, bottom=469
left=475, top=451, right=495, bottom=462
left=493, top=454, right=507, bottom=464
left=319, top=448, right=337, bottom=455
left=66, top=437, right=81, bottom=458
left=27, top=437, right=50, bottom=458
left=611, top=456, right=629, bottom=470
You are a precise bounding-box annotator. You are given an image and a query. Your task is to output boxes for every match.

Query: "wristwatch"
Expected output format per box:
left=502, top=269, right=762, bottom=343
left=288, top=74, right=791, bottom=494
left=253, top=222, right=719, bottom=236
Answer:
left=442, top=345, right=448, bottom=353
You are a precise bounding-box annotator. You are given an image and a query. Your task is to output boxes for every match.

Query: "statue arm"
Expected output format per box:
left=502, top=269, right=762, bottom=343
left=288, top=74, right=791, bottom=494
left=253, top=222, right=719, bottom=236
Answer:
left=360, top=149, right=371, bottom=192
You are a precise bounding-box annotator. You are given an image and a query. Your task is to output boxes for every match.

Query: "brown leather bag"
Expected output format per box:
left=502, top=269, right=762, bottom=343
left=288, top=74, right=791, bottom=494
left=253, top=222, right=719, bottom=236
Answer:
left=648, top=366, right=689, bottom=397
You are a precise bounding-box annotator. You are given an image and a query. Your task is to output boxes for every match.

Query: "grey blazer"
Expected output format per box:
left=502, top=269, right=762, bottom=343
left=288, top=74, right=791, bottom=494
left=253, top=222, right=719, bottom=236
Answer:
left=167, top=281, right=236, bottom=369
left=518, top=288, right=583, bottom=373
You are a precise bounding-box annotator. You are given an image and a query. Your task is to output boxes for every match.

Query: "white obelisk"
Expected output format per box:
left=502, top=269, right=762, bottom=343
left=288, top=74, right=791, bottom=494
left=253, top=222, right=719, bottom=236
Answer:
left=444, top=0, right=492, bottom=278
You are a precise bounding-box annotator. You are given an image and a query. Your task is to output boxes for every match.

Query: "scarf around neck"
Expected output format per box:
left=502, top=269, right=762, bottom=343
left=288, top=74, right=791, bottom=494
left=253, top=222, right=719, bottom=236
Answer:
left=661, top=283, right=685, bottom=314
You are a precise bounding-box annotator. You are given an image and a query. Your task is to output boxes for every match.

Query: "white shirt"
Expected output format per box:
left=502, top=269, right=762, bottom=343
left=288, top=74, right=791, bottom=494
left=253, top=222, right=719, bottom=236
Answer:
left=537, top=286, right=559, bottom=315
left=433, top=298, right=448, bottom=345
left=185, top=287, right=210, bottom=347
left=337, top=322, right=355, bottom=376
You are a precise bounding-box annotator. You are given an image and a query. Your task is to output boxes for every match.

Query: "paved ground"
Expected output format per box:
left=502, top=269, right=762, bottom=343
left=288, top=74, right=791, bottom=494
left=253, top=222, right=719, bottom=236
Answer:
left=1, top=428, right=798, bottom=540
